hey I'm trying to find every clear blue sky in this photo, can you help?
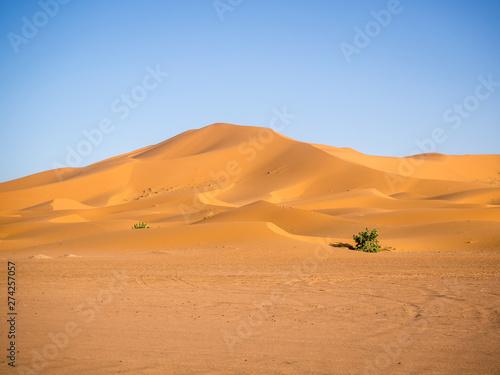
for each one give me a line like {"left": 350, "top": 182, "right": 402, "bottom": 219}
{"left": 1, "top": 0, "right": 499, "bottom": 182}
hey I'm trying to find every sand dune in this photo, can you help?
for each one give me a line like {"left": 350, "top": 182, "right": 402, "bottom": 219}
{"left": 1, "top": 123, "right": 499, "bottom": 375}
{"left": 1, "top": 123, "right": 499, "bottom": 252}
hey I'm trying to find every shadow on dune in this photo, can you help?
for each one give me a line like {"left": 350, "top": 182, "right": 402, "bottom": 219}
{"left": 329, "top": 242, "right": 355, "bottom": 250}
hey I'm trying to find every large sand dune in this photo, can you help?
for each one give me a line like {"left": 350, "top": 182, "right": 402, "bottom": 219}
{"left": 1, "top": 123, "right": 499, "bottom": 374}
{"left": 1, "top": 123, "right": 499, "bottom": 252}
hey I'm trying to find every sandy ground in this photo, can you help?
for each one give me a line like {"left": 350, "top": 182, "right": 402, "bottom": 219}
{"left": 1, "top": 246, "right": 499, "bottom": 374}
{"left": 1, "top": 123, "right": 499, "bottom": 374}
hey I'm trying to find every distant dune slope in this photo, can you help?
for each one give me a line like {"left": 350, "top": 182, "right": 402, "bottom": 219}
{"left": 1, "top": 123, "right": 499, "bottom": 252}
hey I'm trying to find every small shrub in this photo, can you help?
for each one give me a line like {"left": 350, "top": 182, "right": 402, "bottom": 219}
{"left": 203, "top": 211, "right": 215, "bottom": 220}
{"left": 353, "top": 228, "right": 381, "bottom": 253}
{"left": 381, "top": 246, "right": 395, "bottom": 252}
{"left": 132, "top": 222, "right": 150, "bottom": 229}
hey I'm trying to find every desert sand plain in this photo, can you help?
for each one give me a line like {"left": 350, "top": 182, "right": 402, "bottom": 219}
{"left": 1, "top": 123, "right": 499, "bottom": 374}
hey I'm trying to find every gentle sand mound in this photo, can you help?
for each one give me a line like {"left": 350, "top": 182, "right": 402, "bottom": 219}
{"left": 50, "top": 214, "right": 88, "bottom": 223}
{"left": 50, "top": 198, "right": 95, "bottom": 210}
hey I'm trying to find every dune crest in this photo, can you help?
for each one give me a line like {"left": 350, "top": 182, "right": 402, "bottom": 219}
{"left": 0, "top": 123, "right": 499, "bottom": 252}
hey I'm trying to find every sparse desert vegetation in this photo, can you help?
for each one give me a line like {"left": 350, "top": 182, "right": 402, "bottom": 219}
{"left": 353, "top": 228, "right": 381, "bottom": 253}
{"left": 132, "top": 221, "right": 150, "bottom": 229}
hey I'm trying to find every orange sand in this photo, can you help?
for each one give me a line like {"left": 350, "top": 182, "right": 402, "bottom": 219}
{"left": 0, "top": 123, "right": 499, "bottom": 374}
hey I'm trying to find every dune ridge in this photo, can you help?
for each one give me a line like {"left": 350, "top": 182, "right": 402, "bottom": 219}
{"left": 0, "top": 123, "right": 499, "bottom": 253}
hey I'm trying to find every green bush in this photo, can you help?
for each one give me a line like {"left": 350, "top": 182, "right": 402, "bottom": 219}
{"left": 132, "top": 222, "right": 150, "bottom": 229}
{"left": 353, "top": 228, "right": 381, "bottom": 253}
